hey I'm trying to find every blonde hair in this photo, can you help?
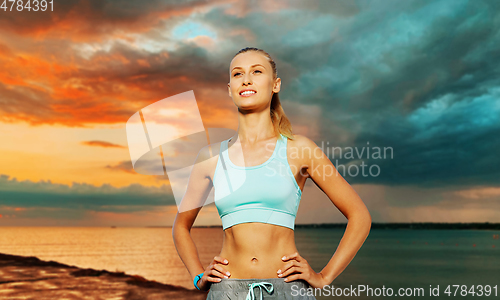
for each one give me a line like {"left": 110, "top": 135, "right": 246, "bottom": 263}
{"left": 233, "top": 47, "right": 295, "bottom": 140}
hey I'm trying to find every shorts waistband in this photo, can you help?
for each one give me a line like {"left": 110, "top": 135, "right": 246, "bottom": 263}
{"left": 209, "top": 277, "right": 310, "bottom": 292}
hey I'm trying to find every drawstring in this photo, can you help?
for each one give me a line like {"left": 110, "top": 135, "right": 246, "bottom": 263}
{"left": 246, "top": 282, "right": 274, "bottom": 300}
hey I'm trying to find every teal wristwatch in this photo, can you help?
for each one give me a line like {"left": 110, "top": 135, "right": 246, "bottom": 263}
{"left": 194, "top": 272, "right": 204, "bottom": 290}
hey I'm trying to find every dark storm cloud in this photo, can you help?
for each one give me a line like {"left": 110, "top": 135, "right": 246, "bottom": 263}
{"left": 201, "top": 1, "right": 500, "bottom": 186}
{"left": 72, "top": 41, "right": 229, "bottom": 96}
{"left": 0, "top": 0, "right": 211, "bottom": 37}
{"left": 196, "top": 0, "right": 500, "bottom": 188}
{"left": 1, "top": 0, "right": 498, "bottom": 191}
{"left": 0, "top": 174, "right": 176, "bottom": 212}
{"left": 315, "top": 0, "right": 500, "bottom": 187}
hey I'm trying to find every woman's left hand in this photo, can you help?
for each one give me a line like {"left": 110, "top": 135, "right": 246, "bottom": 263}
{"left": 277, "top": 252, "right": 330, "bottom": 289}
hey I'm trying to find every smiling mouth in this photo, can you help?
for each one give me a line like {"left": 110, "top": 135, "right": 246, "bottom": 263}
{"left": 240, "top": 90, "right": 257, "bottom": 96}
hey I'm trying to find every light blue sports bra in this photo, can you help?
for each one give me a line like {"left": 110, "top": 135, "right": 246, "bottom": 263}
{"left": 212, "top": 133, "right": 302, "bottom": 230}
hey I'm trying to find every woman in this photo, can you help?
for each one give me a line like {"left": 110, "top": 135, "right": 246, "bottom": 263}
{"left": 172, "top": 47, "right": 371, "bottom": 299}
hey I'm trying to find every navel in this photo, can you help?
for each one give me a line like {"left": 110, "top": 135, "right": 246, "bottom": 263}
{"left": 251, "top": 257, "right": 258, "bottom": 263}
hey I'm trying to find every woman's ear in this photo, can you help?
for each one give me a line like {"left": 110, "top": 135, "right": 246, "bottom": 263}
{"left": 273, "top": 78, "right": 281, "bottom": 93}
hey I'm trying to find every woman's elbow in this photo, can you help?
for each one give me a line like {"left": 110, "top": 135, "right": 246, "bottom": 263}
{"left": 363, "top": 209, "right": 372, "bottom": 229}
{"left": 366, "top": 210, "right": 372, "bottom": 226}
{"left": 172, "top": 214, "right": 192, "bottom": 239}
{"left": 348, "top": 207, "right": 372, "bottom": 227}
{"left": 171, "top": 215, "right": 183, "bottom": 239}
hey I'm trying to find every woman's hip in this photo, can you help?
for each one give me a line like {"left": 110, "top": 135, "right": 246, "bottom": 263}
{"left": 206, "top": 277, "right": 317, "bottom": 300}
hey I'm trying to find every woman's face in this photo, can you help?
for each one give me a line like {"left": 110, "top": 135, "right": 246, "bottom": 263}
{"left": 228, "top": 51, "right": 281, "bottom": 112}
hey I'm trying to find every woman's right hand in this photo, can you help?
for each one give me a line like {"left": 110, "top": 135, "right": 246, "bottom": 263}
{"left": 196, "top": 256, "right": 231, "bottom": 291}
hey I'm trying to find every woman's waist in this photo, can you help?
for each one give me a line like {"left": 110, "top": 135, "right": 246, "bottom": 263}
{"left": 215, "top": 260, "right": 291, "bottom": 279}
{"left": 219, "top": 237, "right": 296, "bottom": 261}
{"left": 217, "top": 223, "right": 297, "bottom": 278}
{"left": 218, "top": 246, "right": 298, "bottom": 279}
{"left": 219, "top": 247, "right": 297, "bottom": 262}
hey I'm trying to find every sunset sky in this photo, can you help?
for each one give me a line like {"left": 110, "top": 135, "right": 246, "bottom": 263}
{"left": 1, "top": 0, "right": 499, "bottom": 226}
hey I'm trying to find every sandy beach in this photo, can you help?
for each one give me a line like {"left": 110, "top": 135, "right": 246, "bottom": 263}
{"left": 0, "top": 253, "right": 208, "bottom": 300}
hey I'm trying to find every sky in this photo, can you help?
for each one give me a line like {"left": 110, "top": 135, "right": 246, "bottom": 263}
{"left": 1, "top": 0, "right": 499, "bottom": 226}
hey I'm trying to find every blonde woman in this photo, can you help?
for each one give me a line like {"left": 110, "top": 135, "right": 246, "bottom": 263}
{"left": 172, "top": 47, "right": 371, "bottom": 299}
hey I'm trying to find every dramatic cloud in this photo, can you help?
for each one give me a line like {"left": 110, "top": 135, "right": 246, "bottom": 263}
{"left": 0, "top": 174, "right": 175, "bottom": 215}
{"left": 82, "top": 141, "right": 126, "bottom": 148}
{"left": 1, "top": 0, "right": 499, "bottom": 224}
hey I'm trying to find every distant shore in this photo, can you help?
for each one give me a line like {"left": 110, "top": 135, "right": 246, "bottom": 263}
{"left": 146, "top": 222, "right": 500, "bottom": 230}
{"left": 0, "top": 252, "right": 207, "bottom": 300}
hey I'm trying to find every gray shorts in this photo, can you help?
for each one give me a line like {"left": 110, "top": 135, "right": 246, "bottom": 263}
{"left": 206, "top": 277, "right": 317, "bottom": 300}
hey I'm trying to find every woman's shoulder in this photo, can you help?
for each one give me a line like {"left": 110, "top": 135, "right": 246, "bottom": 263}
{"left": 287, "top": 133, "right": 318, "bottom": 149}
{"left": 193, "top": 141, "right": 224, "bottom": 178}
{"left": 196, "top": 141, "right": 223, "bottom": 163}
{"left": 286, "top": 134, "right": 322, "bottom": 166}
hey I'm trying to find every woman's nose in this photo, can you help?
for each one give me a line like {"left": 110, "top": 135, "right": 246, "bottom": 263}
{"left": 243, "top": 75, "right": 252, "bottom": 85}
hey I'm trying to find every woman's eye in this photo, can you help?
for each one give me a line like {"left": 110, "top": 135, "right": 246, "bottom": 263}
{"left": 233, "top": 70, "right": 261, "bottom": 77}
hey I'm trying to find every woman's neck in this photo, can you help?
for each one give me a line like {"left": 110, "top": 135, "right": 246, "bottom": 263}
{"left": 235, "top": 110, "right": 275, "bottom": 143}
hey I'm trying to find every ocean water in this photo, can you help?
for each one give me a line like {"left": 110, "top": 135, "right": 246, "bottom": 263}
{"left": 0, "top": 227, "right": 498, "bottom": 299}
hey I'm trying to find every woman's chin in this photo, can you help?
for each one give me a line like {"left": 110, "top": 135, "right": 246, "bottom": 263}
{"left": 237, "top": 99, "right": 257, "bottom": 107}
{"left": 236, "top": 97, "right": 269, "bottom": 108}
{"left": 237, "top": 103, "right": 264, "bottom": 113}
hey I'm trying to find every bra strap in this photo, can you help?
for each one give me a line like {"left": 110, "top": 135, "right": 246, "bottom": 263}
{"left": 219, "top": 139, "right": 234, "bottom": 193}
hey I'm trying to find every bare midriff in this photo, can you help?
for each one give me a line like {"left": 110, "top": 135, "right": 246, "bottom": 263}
{"left": 217, "top": 222, "right": 298, "bottom": 279}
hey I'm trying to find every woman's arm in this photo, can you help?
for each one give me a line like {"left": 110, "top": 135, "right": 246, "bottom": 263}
{"left": 172, "top": 144, "right": 217, "bottom": 282}
{"left": 299, "top": 135, "right": 372, "bottom": 285}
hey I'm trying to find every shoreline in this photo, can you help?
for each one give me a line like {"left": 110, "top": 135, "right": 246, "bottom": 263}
{"left": 146, "top": 222, "right": 500, "bottom": 230}
{"left": 0, "top": 252, "right": 207, "bottom": 299}
{"left": 2, "top": 222, "right": 498, "bottom": 230}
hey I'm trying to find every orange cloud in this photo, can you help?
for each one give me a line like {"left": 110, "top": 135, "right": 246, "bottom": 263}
{"left": 81, "top": 141, "right": 126, "bottom": 148}
{"left": 0, "top": 0, "right": 226, "bottom": 42}
{"left": 1, "top": 15, "right": 238, "bottom": 128}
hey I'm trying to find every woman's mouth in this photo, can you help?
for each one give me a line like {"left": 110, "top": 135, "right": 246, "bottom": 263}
{"left": 239, "top": 90, "right": 257, "bottom": 97}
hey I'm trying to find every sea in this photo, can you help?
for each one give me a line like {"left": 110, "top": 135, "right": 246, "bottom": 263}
{"left": 0, "top": 227, "right": 498, "bottom": 300}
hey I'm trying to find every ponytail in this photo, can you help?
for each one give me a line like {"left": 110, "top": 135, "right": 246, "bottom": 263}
{"left": 270, "top": 92, "right": 294, "bottom": 140}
